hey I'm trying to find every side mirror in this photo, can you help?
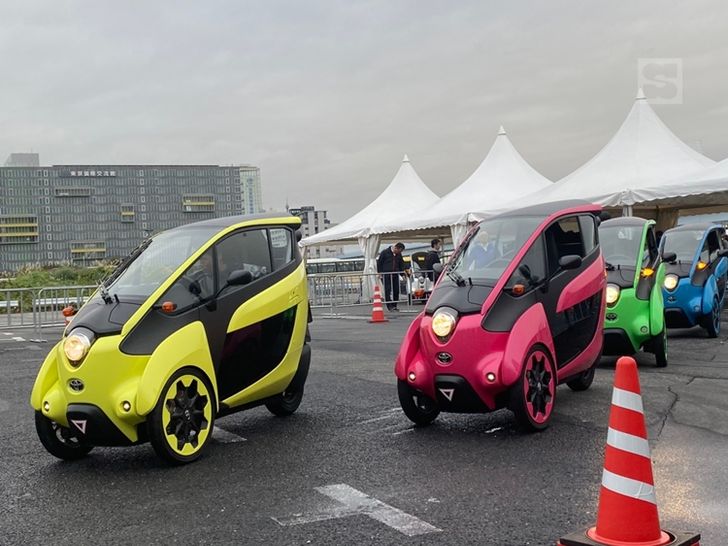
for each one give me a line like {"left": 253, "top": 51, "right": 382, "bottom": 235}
{"left": 661, "top": 251, "right": 677, "bottom": 264}
{"left": 432, "top": 263, "right": 444, "bottom": 275}
{"left": 227, "top": 269, "right": 253, "bottom": 287}
{"left": 559, "top": 254, "right": 582, "bottom": 270}
{"left": 518, "top": 264, "right": 532, "bottom": 280}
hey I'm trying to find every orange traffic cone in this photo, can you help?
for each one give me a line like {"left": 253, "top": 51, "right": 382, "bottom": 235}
{"left": 368, "top": 284, "right": 388, "bottom": 323}
{"left": 557, "top": 356, "right": 700, "bottom": 546}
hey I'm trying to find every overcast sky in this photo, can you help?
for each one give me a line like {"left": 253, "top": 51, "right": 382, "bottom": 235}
{"left": 2, "top": 1, "right": 727, "bottom": 221}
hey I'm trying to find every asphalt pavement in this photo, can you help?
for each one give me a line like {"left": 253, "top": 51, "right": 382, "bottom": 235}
{"left": 0, "top": 309, "right": 727, "bottom": 545}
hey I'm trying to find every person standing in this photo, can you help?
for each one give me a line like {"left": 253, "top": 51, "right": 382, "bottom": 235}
{"left": 423, "top": 238, "right": 442, "bottom": 281}
{"left": 377, "top": 242, "right": 409, "bottom": 311}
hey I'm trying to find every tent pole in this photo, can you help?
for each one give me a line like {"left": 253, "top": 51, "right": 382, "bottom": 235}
{"left": 622, "top": 205, "right": 633, "bottom": 216}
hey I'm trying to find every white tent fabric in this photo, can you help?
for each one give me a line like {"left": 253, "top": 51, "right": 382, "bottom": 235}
{"left": 301, "top": 155, "right": 439, "bottom": 245}
{"left": 357, "top": 234, "right": 381, "bottom": 301}
{"left": 377, "top": 127, "right": 552, "bottom": 243}
{"left": 486, "top": 89, "right": 715, "bottom": 214}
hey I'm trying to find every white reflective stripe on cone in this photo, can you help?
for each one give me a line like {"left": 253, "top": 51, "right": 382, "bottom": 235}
{"left": 611, "top": 387, "right": 644, "bottom": 414}
{"left": 607, "top": 427, "right": 652, "bottom": 458}
{"left": 601, "top": 468, "right": 657, "bottom": 504}
{"left": 372, "top": 307, "right": 384, "bottom": 312}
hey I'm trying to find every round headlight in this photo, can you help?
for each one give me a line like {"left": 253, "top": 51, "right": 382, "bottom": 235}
{"left": 432, "top": 310, "right": 457, "bottom": 338}
{"left": 605, "top": 284, "right": 621, "bottom": 305}
{"left": 64, "top": 332, "right": 92, "bottom": 363}
{"left": 664, "top": 274, "right": 679, "bottom": 291}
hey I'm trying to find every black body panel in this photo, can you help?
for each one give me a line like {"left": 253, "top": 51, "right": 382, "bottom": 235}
{"left": 665, "top": 308, "right": 694, "bottom": 328}
{"left": 71, "top": 299, "right": 141, "bottom": 336}
{"left": 482, "top": 289, "right": 540, "bottom": 332}
{"left": 607, "top": 268, "right": 636, "bottom": 289}
{"left": 425, "top": 284, "right": 492, "bottom": 315}
{"left": 66, "top": 404, "right": 137, "bottom": 446}
{"left": 434, "top": 375, "right": 491, "bottom": 413}
{"left": 603, "top": 328, "right": 638, "bottom": 356}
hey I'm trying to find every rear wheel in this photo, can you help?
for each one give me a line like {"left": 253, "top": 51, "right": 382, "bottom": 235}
{"left": 566, "top": 365, "right": 596, "bottom": 391}
{"left": 265, "top": 386, "right": 304, "bottom": 416}
{"left": 509, "top": 346, "right": 556, "bottom": 431}
{"left": 704, "top": 296, "right": 721, "bottom": 338}
{"left": 397, "top": 380, "right": 440, "bottom": 426}
{"left": 35, "top": 412, "right": 93, "bottom": 461}
{"left": 147, "top": 367, "right": 215, "bottom": 465}
{"left": 652, "top": 328, "right": 668, "bottom": 367}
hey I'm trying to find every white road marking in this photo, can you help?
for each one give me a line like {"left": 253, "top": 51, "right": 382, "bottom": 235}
{"left": 392, "top": 428, "right": 414, "bottom": 436}
{"left": 0, "top": 399, "right": 8, "bottom": 412}
{"left": 212, "top": 426, "right": 247, "bottom": 443}
{"left": 12, "top": 337, "right": 25, "bottom": 342}
{"left": 484, "top": 426, "right": 504, "bottom": 434}
{"left": 358, "top": 414, "right": 400, "bottom": 425}
{"left": 2, "top": 332, "right": 13, "bottom": 336}
{"left": 272, "top": 483, "right": 441, "bottom": 537}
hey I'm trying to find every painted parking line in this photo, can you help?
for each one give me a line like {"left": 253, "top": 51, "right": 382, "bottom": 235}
{"left": 0, "top": 398, "right": 8, "bottom": 412}
{"left": 272, "top": 483, "right": 441, "bottom": 537}
{"left": 211, "top": 426, "right": 247, "bottom": 443}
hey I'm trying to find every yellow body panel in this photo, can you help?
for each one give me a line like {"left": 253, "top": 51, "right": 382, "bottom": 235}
{"left": 30, "top": 336, "right": 149, "bottom": 440}
{"left": 135, "top": 321, "right": 219, "bottom": 416}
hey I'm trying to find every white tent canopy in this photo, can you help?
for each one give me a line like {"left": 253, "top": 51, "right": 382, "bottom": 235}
{"left": 377, "top": 126, "right": 552, "bottom": 244}
{"left": 301, "top": 154, "right": 439, "bottom": 246}
{"left": 487, "top": 89, "right": 716, "bottom": 218}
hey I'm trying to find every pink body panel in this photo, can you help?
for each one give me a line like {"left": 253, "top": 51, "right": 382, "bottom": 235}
{"left": 499, "top": 302, "right": 555, "bottom": 386}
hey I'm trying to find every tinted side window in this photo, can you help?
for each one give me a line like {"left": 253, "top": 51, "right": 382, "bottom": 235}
{"left": 506, "top": 236, "right": 546, "bottom": 292}
{"left": 217, "top": 229, "right": 272, "bottom": 288}
{"left": 699, "top": 237, "right": 710, "bottom": 263}
{"left": 707, "top": 230, "right": 721, "bottom": 262}
{"left": 270, "top": 228, "right": 294, "bottom": 271}
{"left": 646, "top": 228, "right": 658, "bottom": 264}
{"left": 545, "top": 216, "right": 584, "bottom": 275}
{"left": 161, "top": 248, "right": 215, "bottom": 312}
{"left": 578, "top": 215, "right": 597, "bottom": 255}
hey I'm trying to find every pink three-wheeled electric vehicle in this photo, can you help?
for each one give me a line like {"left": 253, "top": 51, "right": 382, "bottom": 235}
{"left": 395, "top": 201, "right": 606, "bottom": 430}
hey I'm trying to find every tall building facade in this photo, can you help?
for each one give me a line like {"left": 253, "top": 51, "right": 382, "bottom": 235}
{"left": 288, "top": 205, "right": 342, "bottom": 258}
{"left": 0, "top": 158, "right": 263, "bottom": 271}
{"left": 239, "top": 165, "right": 263, "bottom": 215}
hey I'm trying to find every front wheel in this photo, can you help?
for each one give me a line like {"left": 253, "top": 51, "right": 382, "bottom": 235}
{"left": 704, "top": 296, "right": 721, "bottom": 338}
{"left": 35, "top": 412, "right": 93, "bottom": 461}
{"left": 265, "top": 387, "right": 304, "bottom": 417}
{"left": 652, "top": 328, "right": 668, "bottom": 367}
{"left": 397, "top": 380, "right": 440, "bottom": 426}
{"left": 147, "top": 367, "right": 215, "bottom": 465}
{"left": 509, "top": 346, "right": 556, "bottom": 431}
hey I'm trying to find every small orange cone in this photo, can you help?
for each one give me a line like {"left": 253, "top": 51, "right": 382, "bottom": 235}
{"left": 368, "top": 284, "right": 388, "bottom": 323}
{"left": 557, "top": 356, "right": 700, "bottom": 546}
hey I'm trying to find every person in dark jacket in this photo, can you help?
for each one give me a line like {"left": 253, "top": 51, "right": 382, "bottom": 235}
{"left": 423, "top": 238, "right": 442, "bottom": 281}
{"left": 377, "top": 242, "right": 409, "bottom": 310}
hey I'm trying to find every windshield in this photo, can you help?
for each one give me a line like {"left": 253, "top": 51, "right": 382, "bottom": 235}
{"left": 448, "top": 216, "right": 542, "bottom": 284}
{"left": 104, "top": 226, "right": 220, "bottom": 299}
{"left": 661, "top": 230, "right": 703, "bottom": 263}
{"left": 599, "top": 225, "right": 642, "bottom": 268}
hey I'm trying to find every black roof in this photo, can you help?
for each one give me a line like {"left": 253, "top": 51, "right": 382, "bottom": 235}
{"left": 600, "top": 217, "right": 651, "bottom": 228}
{"left": 667, "top": 222, "right": 722, "bottom": 233}
{"left": 497, "top": 199, "right": 599, "bottom": 219}
{"left": 171, "top": 212, "right": 299, "bottom": 232}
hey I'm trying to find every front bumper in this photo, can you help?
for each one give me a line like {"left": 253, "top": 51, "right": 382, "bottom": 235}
{"left": 603, "top": 289, "right": 651, "bottom": 354}
{"left": 31, "top": 335, "right": 149, "bottom": 445}
{"left": 663, "top": 279, "right": 702, "bottom": 328}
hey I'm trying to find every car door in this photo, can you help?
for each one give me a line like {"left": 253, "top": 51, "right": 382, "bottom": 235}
{"left": 707, "top": 228, "right": 728, "bottom": 298}
{"left": 540, "top": 215, "right": 603, "bottom": 367}
{"left": 199, "top": 227, "right": 301, "bottom": 401}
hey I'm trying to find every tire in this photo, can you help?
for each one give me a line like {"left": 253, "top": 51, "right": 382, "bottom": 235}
{"left": 266, "top": 344, "right": 310, "bottom": 417}
{"left": 704, "top": 296, "right": 721, "bottom": 338}
{"left": 567, "top": 366, "right": 596, "bottom": 391}
{"left": 509, "top": 345, "right": 556, "bottom": 431}
{"left": 265, "top": 388, "right": 304, "bottom": 417}
{"left": 147, "top": 367, "right": 215, "bottom": 465}
{"left": 653, "top": 328, "right": 668, "bottom": 367}
{"left": 35, "top": 411, "right": 93, "bottom": 461}
{"left": 397, "top": 379, "right": 440, "bottom": 426}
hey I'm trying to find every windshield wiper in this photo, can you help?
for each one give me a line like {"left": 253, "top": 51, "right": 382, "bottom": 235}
{"left": 447, "top": 269, "right": 467, "bottom": 287}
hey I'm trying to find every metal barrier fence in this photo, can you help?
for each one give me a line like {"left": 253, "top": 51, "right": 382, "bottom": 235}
{"left": 0, "top": 285, "right": 96, "bottom": 340}
{"left": 307, "top": 270, "right": 436, "bottom": 309}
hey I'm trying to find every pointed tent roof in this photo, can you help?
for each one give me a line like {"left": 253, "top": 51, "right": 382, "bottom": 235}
{"left": 301, "top": 155, "right": 439, "bottom": 245}
{"left": 500, "top": 89, "right": 716, "bottom": 210}
{"left": 377, "top": 126, "right": 552, "bottom": 233}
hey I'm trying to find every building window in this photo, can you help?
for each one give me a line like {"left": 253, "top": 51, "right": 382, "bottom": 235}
{"left": 55, "top": 187, "right": 92, "bottom": 197}
{"left": 182, "top": 194, "right": 215, "bottom": 213}
{"left": 121, "top": 204, "right": 135, "bottom": 222}
{"left": 0, "top": 215, "right": 39, "bottom": 244}
{"left": 70, "top": 241, "right": 107, "bottom": 263}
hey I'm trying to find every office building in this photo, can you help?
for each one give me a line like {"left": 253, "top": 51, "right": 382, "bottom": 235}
{"left": 288, "top": 205, "right": 342, "bottom": 258}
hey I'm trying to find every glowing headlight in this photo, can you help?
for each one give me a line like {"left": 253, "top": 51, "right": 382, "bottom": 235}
{"left": 664, "top": 274, "right": 679, "bottom": 291}
{"left": 63, "top": 332, "right": 92, "bottom": 363}
{"left": 605, "top": 284, "right": 621, "bottom": 305}
{"left": 432, "top": 310, "right": 457, "bottom": 338}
